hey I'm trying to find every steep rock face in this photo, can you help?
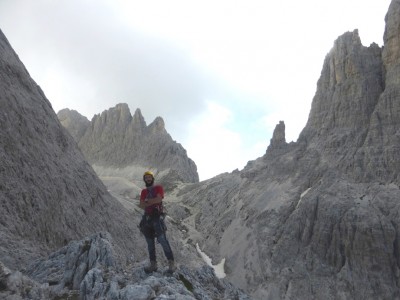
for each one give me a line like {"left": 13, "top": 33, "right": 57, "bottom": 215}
{"left": 299, "top": 23, "right": 399, "bottom": 184}
{"left": 171, "top": 1, "right": 400, "bottom": 299}
{"left": 0, "top": 29, "right": 144, "bottom": 271}
{"left": 269, "top": 120, "right": 286, "bottom": 149}
{"left": 299, "top": 30, "right": 385, "bottom": 182}
{"left": 57, "top": 108, "right": 90, "bottom": 141}
{"left": 58, "top": 104, "right": 199, "bottom": 183}
{"left": 302, "top": 30, "right": 383, "bottom": 138}
{"left": 363, "top": 0, "right": 400, "bottom": 181}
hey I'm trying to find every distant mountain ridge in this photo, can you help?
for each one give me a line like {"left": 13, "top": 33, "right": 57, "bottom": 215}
{"left": 58, "top": 104, "right": 199, "bottom": 183}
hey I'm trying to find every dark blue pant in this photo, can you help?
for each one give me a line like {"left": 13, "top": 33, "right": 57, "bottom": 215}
{"left": 145, "top": 233, "right": 174, "bottom": 261}
{"left": 141, "top": 215, "right": 174, "bottom": 261}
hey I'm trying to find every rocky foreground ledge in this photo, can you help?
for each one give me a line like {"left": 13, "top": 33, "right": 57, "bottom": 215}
{"left": 0, "top": 232, "right": 251, "bottom": 300}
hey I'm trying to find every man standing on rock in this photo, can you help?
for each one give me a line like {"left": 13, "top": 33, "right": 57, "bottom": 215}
{"left": 139, "top": 171, "right": 176, "bottom": 273}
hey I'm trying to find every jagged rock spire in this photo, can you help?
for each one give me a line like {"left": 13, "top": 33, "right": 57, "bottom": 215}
{"left": 269, "top": 121, "right": 286, "bottom": 148}
{"left": 132, "top": 108, "right": 147, "bottom": 129}
{"left": 59, "top": 104, "right": 199, "bottom": 183}
{"left": 148, "top": 116, "right": 166, "bottom": 134}
{"left": 300, "top": 30, "right": 383, "bottom": 142}
{"left": 58, "top": 108, "right": 90, "bottom": 141}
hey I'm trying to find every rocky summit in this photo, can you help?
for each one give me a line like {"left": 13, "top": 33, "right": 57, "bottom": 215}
{"left": 168, "top": 1, "right": 400, "bottom": 299}
{"left": 58, "top": 104, "right": 199, "bottom": 184}
{"left": 2, "top": 0, "right": 400, "bottom": 299}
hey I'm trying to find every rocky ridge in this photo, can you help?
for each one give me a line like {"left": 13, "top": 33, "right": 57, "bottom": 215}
{"left": 166, "top": 1, "right": 400, "bottom": 299}
{"left": 58, "top": 104, "right": 199, "bottom": 184}
{"left": 57, "top": 108, "right": 90, "bottom": 142}
{"left": 0, "top": 27, "right": 143, "bottom": 271}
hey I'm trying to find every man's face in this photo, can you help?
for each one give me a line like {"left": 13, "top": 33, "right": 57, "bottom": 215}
{"left": 144, "top": 175, "right": 154, "bottom": 185}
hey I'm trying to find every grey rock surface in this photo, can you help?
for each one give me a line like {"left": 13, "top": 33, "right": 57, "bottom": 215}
{"left": 0, "top": 28, "right": 208, "bottom": 299}
{"left": 57, "top": 108, "right": 90, "bottom": 142}
{"left": 0, "top": 28, "right": 146, "bottom": 271}
{"left": 2, "top": 0, "right": 400, "bottom": 299}
{"left": 0, "top": 233, "right": 252, "bottom": 300}
{"left": 165, "top": 1, "right": 400, "bottom": 299}
{"left": 58, "top": 104, "right": 199, "bottom": 183}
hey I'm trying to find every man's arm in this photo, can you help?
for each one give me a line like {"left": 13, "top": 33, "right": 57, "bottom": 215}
{"left": 139, "top": 193, "right": 163, "bottom": 209}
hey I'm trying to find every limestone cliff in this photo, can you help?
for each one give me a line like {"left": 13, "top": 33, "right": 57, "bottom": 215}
{"left": 57, "top": 108, "right": 90, "bottom": 142}
{"left": 0, "top": 29, "right": 144, "bottom": 271}
{"left": 169, "top": 1, "right": 400, "bottom": 299}
{"left": 58, "top": 104, "right": 199, "bottom": 183}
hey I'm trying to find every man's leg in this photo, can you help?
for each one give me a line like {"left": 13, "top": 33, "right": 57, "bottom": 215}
{"left": 156, "top": 233, "right": 174, "bottom": 261}
{"left": 153, "top": 217, "right": 174, "bottom": 261}
{"left": 144, "top": 236, "right": 158, "bottom": 272}
{"left": 153, "top": 216, "right": 176, "bottom": 272}
{"left": 157, "top": 233, "right": 176, "bottom": 272}
{"left": 145, "top": 236, "right": 157, "bottom": 261}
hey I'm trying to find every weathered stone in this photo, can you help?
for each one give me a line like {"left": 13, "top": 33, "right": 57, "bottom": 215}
{"left": 2, "top": 1, "right": 400, "bottom": 299}
{"left": 58, "top": 104, "right": 199, "bottom": 183}
{"left": 1, "top": 233, "right": 251, "bottom": 299}
{"left": 118, "top": 284, "right": 155, "bottom": 300}
{"left": 169, "top": 1, "right": 400, "bottom": 299}
{"left": 57, "top": 108, "right": 90, "bottom": 142}
{"left": 0, "top": 28, "right": 143, "bottom": 272}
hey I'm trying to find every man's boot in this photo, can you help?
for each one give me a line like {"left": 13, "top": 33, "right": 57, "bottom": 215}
{"left": 167, "top": 260, "right": 176, "bottom": 272}
{"left": 144, "top": 260, "right": 157, "bottom": 273}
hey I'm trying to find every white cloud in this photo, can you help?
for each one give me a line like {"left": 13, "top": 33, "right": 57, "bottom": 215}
{"left": 187, "top": 101, "right": 267, "bottom": 180}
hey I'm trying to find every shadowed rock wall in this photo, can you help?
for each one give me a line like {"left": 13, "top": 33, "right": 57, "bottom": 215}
{"left": 172, "top": 1, "right": 400, "bottom": 299}
{"left": 0, "top": 29, "right": 145, "bottom": 271}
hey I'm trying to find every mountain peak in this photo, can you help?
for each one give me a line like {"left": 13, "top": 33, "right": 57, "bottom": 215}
{"left": 57, "top": 108, "right": 90, "bottom": 141}
{"left": 132, "top": 108, "right": 146, "bottom": 127}
{"left": 101, "top": 103, "right": 132, "bottom": 125}
{"left": 300, "top": 29, "right": 383, "bottom": 145}
{"left": 269, "top": 121, "right": 286, "bottom": 147}
{"left": 383, "top": 0, "right": 400, "bottom": 67}
{"left": 148, "top": 116, "right": 166, "bottom": 133}
{"left": 60, "top": 104, "right": 199, "bottom": 183}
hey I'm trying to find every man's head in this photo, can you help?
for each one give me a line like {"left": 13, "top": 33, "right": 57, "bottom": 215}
{"left": 143, "top": 171, "right": 154, "bottom": 187}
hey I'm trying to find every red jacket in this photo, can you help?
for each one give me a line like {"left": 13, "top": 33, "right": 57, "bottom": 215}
{"left": 140, "top": 185, "right": 164, "bottom": 215}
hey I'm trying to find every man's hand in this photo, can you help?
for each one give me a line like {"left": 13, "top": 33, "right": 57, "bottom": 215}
{"left": 140, "top": 194, "right": 163, "bottom": 209}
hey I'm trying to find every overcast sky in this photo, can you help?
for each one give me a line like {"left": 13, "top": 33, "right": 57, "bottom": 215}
{"left": 0, "top": 0, "right": 392, "bottom": 180}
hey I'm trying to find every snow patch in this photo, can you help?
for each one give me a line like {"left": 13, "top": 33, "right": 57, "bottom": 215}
{"left": 300, "top": 188, "right": 311, "bottom": 198}
{"left": 296, "top": 187, "right": 311, "bottom": 209}
{"left": 196, "top": 243, "right": 226, "bottom": 278}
